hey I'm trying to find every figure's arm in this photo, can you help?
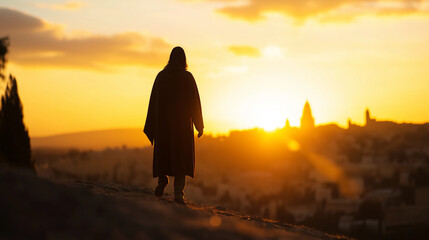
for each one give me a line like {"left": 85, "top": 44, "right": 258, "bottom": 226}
{"left": 189, "top": 73, "right": 204, "bottom": 137}
{"left": 143, "top": 77, "right": 158, "bottom": 145}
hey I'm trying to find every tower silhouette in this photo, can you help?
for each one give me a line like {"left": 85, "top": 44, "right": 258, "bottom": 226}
{"left": 300, "top": 101, "right": 315, "bottom": 130}
{"left": 284, "top": 119, "right": 291, "bottom": 129}
{"left": 365, "top": 108, "right": 375, "bottom": 126}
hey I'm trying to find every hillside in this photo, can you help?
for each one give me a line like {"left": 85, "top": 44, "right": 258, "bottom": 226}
{"left": 0, "top": 168, "right": 353, "bottom": 240}
{"left": 31, "top": 128, "right": 150, "bottom": 150}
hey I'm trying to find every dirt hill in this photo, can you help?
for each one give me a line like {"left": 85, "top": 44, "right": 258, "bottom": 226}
{"left": 0, "top": 169, "right": 353, "bottom": 240}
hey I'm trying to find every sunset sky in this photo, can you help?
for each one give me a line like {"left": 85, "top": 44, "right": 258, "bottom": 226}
{"left": 1, "top": 0, "right": 429, "bottom": 137}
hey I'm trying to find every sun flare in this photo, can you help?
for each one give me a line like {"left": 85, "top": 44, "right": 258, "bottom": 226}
{"left": 253, "top": 110, "right": 284, "bottom": 131}
{"left": 244, "top": 95, "right": 287, "bottom": 132}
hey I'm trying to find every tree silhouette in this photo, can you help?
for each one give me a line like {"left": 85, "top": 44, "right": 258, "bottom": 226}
{"left": 0, "top": 36, "right": 34, "bottom": 170}
{"left": 0, "top": 37, "right": 8, "bottom": 80}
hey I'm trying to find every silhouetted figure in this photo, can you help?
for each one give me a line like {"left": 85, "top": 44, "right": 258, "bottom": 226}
{"left": 144, "top": 46, "right": 204, "bottom": 204}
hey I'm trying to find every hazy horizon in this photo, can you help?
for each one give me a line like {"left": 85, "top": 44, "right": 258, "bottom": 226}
{"left": 29, "top": 106, "right": 429, "bottom": 139}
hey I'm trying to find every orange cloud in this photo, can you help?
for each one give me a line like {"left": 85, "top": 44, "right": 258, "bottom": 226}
{"left": 34, "top": 1, "right": 87, "bottom": 11}
{"left": 190, "top": 0, "right": 429, "bottom": 22}
{"left": 0, "top": 8, "right": 172, "bottom": 70}
{"left": 228, "top": 45, "right": 261, "bottom": 57}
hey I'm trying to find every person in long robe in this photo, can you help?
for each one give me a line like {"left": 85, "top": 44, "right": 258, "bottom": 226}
{"left": 144, "top": 46, "right": 204, "bottom": 204}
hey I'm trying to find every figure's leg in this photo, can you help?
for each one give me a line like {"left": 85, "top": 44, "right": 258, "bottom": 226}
{"left": 174, "top": 174, "right": 186, "bottom": 204}
{"left": 155, "top": 175, "right": 168, "bottom": 197}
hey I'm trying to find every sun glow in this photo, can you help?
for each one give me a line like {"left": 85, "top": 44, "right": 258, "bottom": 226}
{"left": 251, "top": 108, "right": 285, "bottom": 131}
{"left": 243, "top": 94, "right": 287, "bottom": 131}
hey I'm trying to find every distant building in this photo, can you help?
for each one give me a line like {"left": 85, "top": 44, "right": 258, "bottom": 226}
{"left": 284, "top": 119, "right": 291, "bottom": 129}
{"left": 383, "top": 205, "right": 429, "bottom": 236}
{"left": 365, "top": 109, "right": 376, "bottom": 126}
{"left": 301, "top": 101, "right": 315, "bottom": 130}
{"left": 364, "top": 108, "right": 401, "bottom": 136}
{"left": 415, "top": 187, "right": 429, "bottom": 206}
{"left": 347, "top": 118, "right": 360, "bottom": 130}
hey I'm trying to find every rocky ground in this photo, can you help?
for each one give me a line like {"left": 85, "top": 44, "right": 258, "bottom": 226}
{"left": 0, "top": 168, "right": 354, "bottom": 240}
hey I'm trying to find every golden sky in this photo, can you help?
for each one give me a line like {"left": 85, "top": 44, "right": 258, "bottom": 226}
{"left": 1, "top": 0, "right": 429, "bottom": 136}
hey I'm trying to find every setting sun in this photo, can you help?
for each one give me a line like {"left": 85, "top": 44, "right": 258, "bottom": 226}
{"left": 248, "top": 102, "right": 286, "bottom": 131}
{"left": 234, "top": 93, "right": 291, "bottom": 131}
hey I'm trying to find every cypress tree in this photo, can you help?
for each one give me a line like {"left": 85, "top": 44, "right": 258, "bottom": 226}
{"left": 0, "top": 37, "right": 7, "bottom": 80}
{"left": 0, "top": 37, "right": 34, "bottom": 170}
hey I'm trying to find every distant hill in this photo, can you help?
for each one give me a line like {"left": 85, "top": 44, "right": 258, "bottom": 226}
{"left": 31, "top": 128, "right": 150, "bottom": 150}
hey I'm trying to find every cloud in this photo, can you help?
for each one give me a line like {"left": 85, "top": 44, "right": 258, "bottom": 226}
{"left": 34, "top": 1, "right": 87, "bottom": 11}
{"left": 228, "top": 45, "right": 261, "bottom": 57}
{"left": 0, "top": 8, "right": 172, "bottom": 70}
{"left": 190, "top": 0, "right": 429, "bottom": 22}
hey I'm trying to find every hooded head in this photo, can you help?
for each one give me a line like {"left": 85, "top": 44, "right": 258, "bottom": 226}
{"left": 164, "top": 46, "right": 187, "bottom": 71}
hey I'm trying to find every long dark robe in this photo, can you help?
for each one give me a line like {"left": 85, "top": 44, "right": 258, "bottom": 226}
{"left": 144, "top": 70, "right": 203, "bottom": 178}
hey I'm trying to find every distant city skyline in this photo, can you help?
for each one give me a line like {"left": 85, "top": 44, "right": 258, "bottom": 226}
{"left": 1, "top": 1, "right": 429, "bottom": 136}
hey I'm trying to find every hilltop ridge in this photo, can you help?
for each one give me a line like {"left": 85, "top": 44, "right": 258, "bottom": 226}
{"left": 31, "top": 128, "right": 149, "bottom": 150}
{"left": 0, "top": 168, "right": 352, "bottom": 240}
